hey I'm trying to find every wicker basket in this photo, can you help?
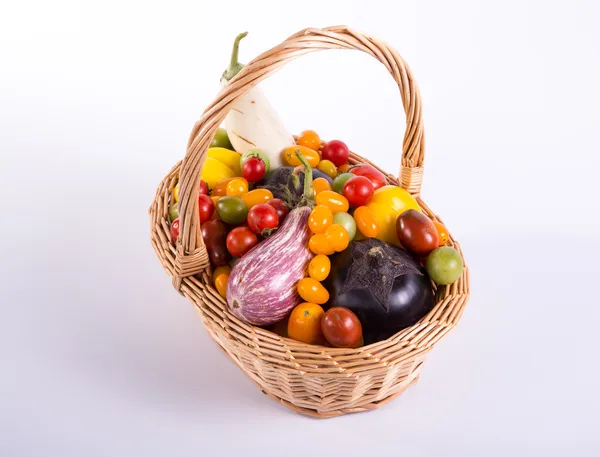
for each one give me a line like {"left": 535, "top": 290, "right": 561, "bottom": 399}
{"left": 149, "top": 26, "right": 470, "bottom": 418}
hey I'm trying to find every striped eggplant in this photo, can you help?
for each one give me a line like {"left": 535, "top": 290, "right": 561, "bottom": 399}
{"left": 226, "top": 151, "right": 316, "bottom": 326}
{"left": 226, "top": 206, "right": 312, "bottom": 325}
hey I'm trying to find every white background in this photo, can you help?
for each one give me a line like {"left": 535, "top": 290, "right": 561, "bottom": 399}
{"left": 1, "top": 0, "right": 600, "bottom": 455}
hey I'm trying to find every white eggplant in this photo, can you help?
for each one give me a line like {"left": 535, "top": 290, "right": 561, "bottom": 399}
{"left": 220, "top": 33, "right": 294, "bottom": 170}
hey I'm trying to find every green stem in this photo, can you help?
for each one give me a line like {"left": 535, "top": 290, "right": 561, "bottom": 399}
{"left": 222, "top": 32, "right": 248, "bottom": 81}
{"left": 295, "top": 150, "right": 315, "bottom": 207}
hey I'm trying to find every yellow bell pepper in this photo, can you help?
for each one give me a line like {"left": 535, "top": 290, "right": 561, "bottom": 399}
{"left": 366, "top": 185, "right": 421, "bottom": 247}
{"left": 208, "top": 147, "right": 242, "bottom": 176}
{"left": 201, "top": 157, "right": 236, "bottom": 189}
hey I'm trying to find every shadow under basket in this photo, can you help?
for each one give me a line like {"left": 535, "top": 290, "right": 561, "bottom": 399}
{"left": 149, "top": 26, "right": 470, "bottom": 418}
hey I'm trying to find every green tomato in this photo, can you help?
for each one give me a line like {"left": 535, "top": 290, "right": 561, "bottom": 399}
{"left": 240, "top": 148, "right": 270, "bottom": 174}
{"left": 216, "top": 196, "right": 248, "bottom": 225}
{"left": 332, "top": 173, "right": 355, "bottom": 193}
{"left": 169, "top": 202, "right": 179, "bottom": 222}
{"left": 426, "top": 246, "right": 464, "bottom": 285}
{"left": 333, "top": 212, "right": 356, "bottom": 241}
{"left": 211, "top": 128, "right": 233, "bottom": 149}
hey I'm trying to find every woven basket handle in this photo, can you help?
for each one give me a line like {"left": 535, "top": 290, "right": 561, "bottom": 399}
{"left": 174, "top": 26, "right": 425, "bottom": 283}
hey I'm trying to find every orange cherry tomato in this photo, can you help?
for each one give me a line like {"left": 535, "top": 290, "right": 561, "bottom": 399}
{"left": 308, "top": 205, "right": 333, "bottom": 234}
{"left": 317, "top": 160, "right": 338, "bottom": 179}
{"left": 433, "top": 220, "right": 449, "bottom": 245}
{"left": 211, "top": 265, "right": 231, "bottom": 284}
{"left": 213, "top": 269, "right": 230, "bottom": 299}
{"left": 315, "top": 191, "right": 349, "bottom": 213}
{"left": 324, "top": 224, "right": 350, "bottom": 252}
{"left": 225, "top": 178, "right": 249, "bottom": 197}
{"left": 287, "top": 302, "right": 325, "bottom": 344}
{"left": 308, "top": 254, "right": 331, "bottom": 281}
{"left": 353, "top": 206, "right": 379, "bottom": 238}
{"left": 312, "top": 177, "right": 332, "bottom": 195}
{"left": 241, "top": 188, "right": 273, "bottom": 209}
{"left": 297, "top": 130, "right": 321, "bottom": 151}
{"left": 212, "top": 177, "right": 236, "bottom": 196}
{"left": 283, "top": 146, "right": 320, "bottom": 168}
{"left": 337, "top": 164, "right": 351, "bottom": 174}
{"left": 297, "top": 278, "right": 330, "bottom": 304}
{"left": 309, "top": 233, "right": 335, "bottom": 256}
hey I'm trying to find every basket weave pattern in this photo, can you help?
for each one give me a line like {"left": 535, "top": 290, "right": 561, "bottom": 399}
{"left": 149, "top": 26, "right": 470, "bottom": 418}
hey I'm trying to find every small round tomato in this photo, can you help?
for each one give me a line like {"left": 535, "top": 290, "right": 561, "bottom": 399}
{"left": 216, "top": 196, "right": 248, "bottom": 225}
{"left": 170, "top": 218, "right": 180, "bottom": 244}
{"left": 283, "top": 146, "right": 320, "bottom": 168}
{"left": 321, "top": 307, "right": 363, "bottom": 348}
{"left": 315, "top": 191, "right": 349, "bottom": 213}
{"left": 212, "top": 177, "right": 236, "bottom": 196}
{"left": 308, "top": 255, "right": 331, "bottom": 282}
{"left": 332, "top": 173, "right": 355, "bottom": 194}
{"left": 226, "top": 227, "right": 258, "bottom": 257}
{"left": 353, "top": 206, "right": 379, "bottom": 238}
{"left": 321, "top": 140, "right": 349, "bottom": 167}
{"left": 287, "top": 302, "right": 325, "bottom": 345}
{"left": 201, "top": 219, "right": 231, "bottom": 266}
{"left": 225, "top": 178, "right": 249, "bottom": 197}
{"left": 240, "top": 148, "right": 270, "bottom": 174}
{"left": 312, "top": 177, "right": 332, "bottom": 195}
{"left": 426, "top": 246, "right": 464, "bottom": 285}
{"left": 199, "top": 180, "right": 209, "bottom": 195}
{"left": 297, "top": 278, "right": 329, "bottom": 304}
{"left": 242, "top": 188, "right": 273, "bottom": 209}
{"left": 308, "top": 205, "right": 334, "bottom": 234}
{"left": 247, "top": 203, "right": 279, "bottom": 235}
{"left": 317, "top": 160, "right": 338, "bottom": 179}
{"left": 169, "top": 203, "right": 179, "bottom": 222}
{"left": 332, "top": 212, "right": 357, "bottom": 240}
{"left": 348, "top": 164, "right": 387, "bottom": 190}
{"left": 396, "top": 209, "right": 439, "bottom": 256}
{"left": 198, "top": 194, "right": 215, "bottom": 223}
{"left": 212, "top": 265, "right": 231, "bottom": 284}
{"left": 433, "top": 220, "right": 449, "bottom": 245}
{"left": 210, "top": 127, "right": 233, "bottom": 149}
{"left": 267, "top": 199, "right": 289, "bottom": 222}
{"left": 325, "top": 224, "right": 350, "bottom": 252}
{"left": 343, "top": 176, "right": 374, "bottom": 207}
{"left": 214, "top": 272, "right": 229, "bottom": 299}
{"left": 308, "top": 233, "right": 335, "bottom": 256}
{"left": 242, "top": 157, "right": 266, "bottom": 182}
{"left": 297, "top": 130, "right": 321, "bottom": 151}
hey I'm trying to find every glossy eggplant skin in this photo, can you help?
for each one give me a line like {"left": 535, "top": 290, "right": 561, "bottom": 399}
{"left": 325, "top": 248, "right": 435, "bottom": 344}
{"left": 260, "top": 167, "right": 333, "bottom": 202}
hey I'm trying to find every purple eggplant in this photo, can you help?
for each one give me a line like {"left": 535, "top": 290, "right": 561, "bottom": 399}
{"left": 226, "top": 151, "right": 315, "bottom": 326}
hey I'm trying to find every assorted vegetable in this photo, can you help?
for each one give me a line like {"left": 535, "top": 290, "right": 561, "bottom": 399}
{"left": 166, "top": 32, "right": 464, "bottom": 348}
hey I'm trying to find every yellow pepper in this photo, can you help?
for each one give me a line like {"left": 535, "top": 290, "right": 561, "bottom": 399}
{"left": 201, "top": 157, "right": 236, "bottom": 189}
{"left": 208, "top": 147, "right": 242, "bottom": 176}
{"left": 366, "top": 185, "right": 421, "bottom": 247}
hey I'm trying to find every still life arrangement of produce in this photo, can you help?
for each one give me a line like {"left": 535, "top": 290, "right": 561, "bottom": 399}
{"left": 167, "top": 32, "right": 464, "bottom": 348}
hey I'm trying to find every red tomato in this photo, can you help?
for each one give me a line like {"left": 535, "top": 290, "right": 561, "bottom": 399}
{"left": 267, "top": 199, "right": 290, "bottom": 222}
{"left": 321, "top": 307, "right": 363, "bottom": 348}
{"left": 199, "top": 180, "right": 209, "bottom": 195}
{"left": 321, "top": 140, "right": 349, "bottom": 167}
{"left": 247, "top": 203, "right": 279, "bottom": 235}
{"left": 349, "top": 164, "right": 387, "bottom": 190}
{"left": 342, "top": 176, "right": 374, "bottom": 206}
{"left": 242, "top": 157, "right": 266, "bottom": 182}
{"left": 226, "top": 227, "right": 258, "bottom": 257}
{"left": 170, "top": 218, "right": 180, "bottom": 244}
{"left": 198, "top": 194, "right": 215, "bottom": 223}
{"left": 396, "top": 209, "right": 439, "bottom": 256}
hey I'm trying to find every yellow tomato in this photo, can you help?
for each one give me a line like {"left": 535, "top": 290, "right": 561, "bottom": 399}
{"left": 225, "top": 178, "right": 249, "bottom": 197}
{"left": 366, "top": 185, "right": 421, "bottom": 247}
{"left": 315, "top": 191, "right": 349, "bottom": 213}
{"left": 241, "top": 188, "right": 273, "bottom": 209}
{"left": 283, "top": 146, "right": 320, "bottom": 168}
{"left": 212, "top": 265, "right": 231, "bottom": 284}
{"left": 312, "top": 177, "right": 331, "bottom": 195}
{"left": 309, "top": 233, "right": 335, "bottom": 256}
{"left": 212, "top": 177, "right": 236, "bottom": 196}
{"left": 287, "top": 302, "right": 325, "bottom": 345}
{"left": 433, "top": 221, "right": 449, "bottom": 245}
{"left": 212, "top": 265, "right": 231, "bottom": 299}
{"left": 308, "top": 205, "right": 333, "bottom": 234}
{"left": 353, "top": 206, "right": 379, "bottom": 238}
{"left": 308, "top": 255, "right": 331, "bottom": 281}
{"left": 325, "top": 224, "right": 350, "bottom": 252}
{"left": 297, "top": 278, "right": 329, "bottom": 304}
{"left": 297, "top": 130, "right": 321, "bottom": 151}
{"left": 317, "top": 160, "right": 338, "bottom": 179}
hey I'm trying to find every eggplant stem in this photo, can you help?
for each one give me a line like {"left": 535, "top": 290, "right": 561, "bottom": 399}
{"left": 295, "top": 150, "right": 315, "bottom": 208}
{"left": 222, "top": 32, "right": 248, "bottom": 81}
